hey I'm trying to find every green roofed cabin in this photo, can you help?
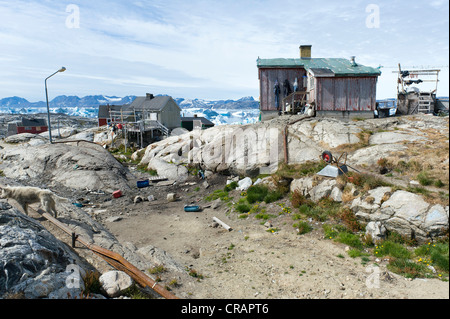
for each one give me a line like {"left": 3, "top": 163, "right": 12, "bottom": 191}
{"left": 257, "top": 45, "right": 381, "bottom": 120}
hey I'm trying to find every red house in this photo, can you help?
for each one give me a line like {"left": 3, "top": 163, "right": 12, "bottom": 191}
{"left": 7, "top": 118, "right": 48, "bottom": 137}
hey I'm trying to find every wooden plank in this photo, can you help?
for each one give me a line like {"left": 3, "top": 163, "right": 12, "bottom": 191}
{"left": 348, "top": 77, "right": 360, "bottom": 111}
{"left": 334, "top": 78, "right": 347, "bottom": 111}
{"left": 319, "top": 78, "right": 335, "bottom": 111}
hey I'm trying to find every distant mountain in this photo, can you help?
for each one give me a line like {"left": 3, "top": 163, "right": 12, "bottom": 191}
{"left": 0, "top": 94, "right": 259, "bottom": 110}
{"left": 0, "top": 96, "right": 32, "bottom": 108}
{"left": 175, "top": 96, "right": 259, "bottom": 110}
{"left": 0, "top": 94, "right": 261, "bottom": 125}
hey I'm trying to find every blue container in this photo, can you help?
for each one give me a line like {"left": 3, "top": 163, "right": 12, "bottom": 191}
{"left": 137, "top": 180, "right": 150, "bottom": 188}
{"left": 184, "top": 205, "right": 201, "bottom": 212}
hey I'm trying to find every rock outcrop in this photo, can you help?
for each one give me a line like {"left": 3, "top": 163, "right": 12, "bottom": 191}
{"left": 0, "top": 141, "right": 134, "bottom": 193}
{"left": 291, "top": 176, "right": 449, "bottom": 243}
{"left": 0, "top": 196, "right": 188, "bottom": 299}
{"left": 0, "top": 202, "right": 89, "bottom": 298}
{"left": 139, "top": 122, "right": 284, "bottom": 178}
{"left": 352, "top": 189, "right": 449, "bottom": 242}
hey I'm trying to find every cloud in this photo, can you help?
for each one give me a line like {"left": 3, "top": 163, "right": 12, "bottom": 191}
{"left": 0, "top": 0, "right": 448, "bottom": 101}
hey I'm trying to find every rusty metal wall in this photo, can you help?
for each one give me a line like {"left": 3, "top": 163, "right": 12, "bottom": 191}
{"left": 315, "top": 77, "right": 377, "bottom": 112}
{"left": 259, "top": 68, "right": 307, "bottom": 111}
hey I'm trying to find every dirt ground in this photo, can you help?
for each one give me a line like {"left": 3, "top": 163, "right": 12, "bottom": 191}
{"left": 91, "top": 168, "right": 448, "bottom": 300}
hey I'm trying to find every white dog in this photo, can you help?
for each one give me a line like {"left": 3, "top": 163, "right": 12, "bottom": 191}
{"left": 0, "top": 185, "right": 67, "bottom": 218}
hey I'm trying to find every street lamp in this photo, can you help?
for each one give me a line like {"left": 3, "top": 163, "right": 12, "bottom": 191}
{"left": 45, "top": 66, "right": 66, "bottom": 143}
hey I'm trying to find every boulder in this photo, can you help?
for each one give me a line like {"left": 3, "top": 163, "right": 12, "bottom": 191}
{"left": 0, "top": 142, "right": 134, "bottom": 193}
{"left": 0, "top": 202, "right": 86, "bottom": 298}
{"left": 351, "top": 187, "right": 392, "bottom": 213}
{"left": 352, "top": 189, "right": 449, "bottom": 242}
{"left": 99, "top": 271, "right": 133, "bottom": 298}
{"left": 58, "top": 127, "right": 79, "bottom": 138}
{"left": 139, "top": 123, "right": 282, "bottom": 177}
{"left": 0, "top": 188, "right": 170, "bottom": 299}
{"left": 310, "top": 179, "right": 336, "bottom": 202}
{"left": 290, "top": 177, "right": 315, "bottom": 196}
{"left": 237, "top": 177, "right": 252, "bottom": 191}
{"left": 422, "top": 204, "right": 449, "bottom": 237}
{"left": 330, "top": 186, "right": 343, "bottom": 202}
{"left": 67, "top": 131, "right": 94, "bottom": 141}
{"left": 365, "top": 221, "right": 387, "bottom": 243}
{"left": 348, "top": 144, "right": 407, "bottom": 166}
{"left": 4, "top": 133, "right": 43, "bottom": 144}
{"left": 148, "top": 157, "right": 188, "bottom": 182}
{"left": 290, "top": 176, "right": 338, "bottom": 202}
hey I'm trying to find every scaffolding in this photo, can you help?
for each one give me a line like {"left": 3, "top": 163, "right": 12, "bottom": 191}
{"left": 107, "top": 107, "right": 169, "bottom": 149}
{"left": 394, "top": 64, "right": 440, "bottom": 114}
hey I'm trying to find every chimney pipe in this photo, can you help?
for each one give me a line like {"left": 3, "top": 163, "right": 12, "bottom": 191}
{"left": 299, "top": 45, "right": 312, "bottom": 59}
{"left": 146, "top": 93, "right": 154, "bottom": 99}
{"left": 350, "top": 56, "right": 357, "bottom": 66}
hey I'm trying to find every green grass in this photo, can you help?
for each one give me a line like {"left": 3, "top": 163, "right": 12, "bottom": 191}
{"left": 236, "top": 203, "right": 251, "bottom": 213}
{"left": 246, "top": 185, "right": 283, "bottom": 204}
{"left": 205, "top": 189, "right": 231, "bottom": 202}
{"left": 345, "top": 171, "right": 391, "bottom": 190}
{"left": 336, "top": 232, "right": 363, "bottom": 249}
{"left": 264, "top": 190, "right": 283, "bottom": 203}
{"left": 417, "top": 171, "right": 433, "bottom": 186}
{"left": 347, "top": 249, "right": 369, "bottom": 258}
{"left": 224, "top": 181, "right": 238, "bottom": 192}
{"left": 246, "top": 185, "right": 268, "bottom": 203}
{"left": 297, "top": 197, "right": 341, "bottom": 222}
{"left": 415, "top": 242, "right": 449, "bottom": 272}
{"left": 254, "top": 213, "right": 276, "bottom": 220}
{"left": 374, "top": 241, "right": 411, "bottom": 259}
{"left": 293, "top": 221, "right": 313, "bottom": 235}
{"left": 387, "top": 258, "right": 428, "bottom": 279}
{"left": 275, "top": 161, "right": 327, "bottom": 180}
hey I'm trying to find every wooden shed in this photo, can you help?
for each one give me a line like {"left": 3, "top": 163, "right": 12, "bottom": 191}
{"left": 257, "top": 45, "right": 381, "bottom": 120}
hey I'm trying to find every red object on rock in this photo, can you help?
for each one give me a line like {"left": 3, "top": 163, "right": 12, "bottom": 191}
{"left": 113, "top": 190, "right": 122, "bottom": 198}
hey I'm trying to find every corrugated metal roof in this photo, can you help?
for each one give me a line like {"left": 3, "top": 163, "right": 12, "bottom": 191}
{"left": 257, "top": 57, "right": 381, "bottom": 76}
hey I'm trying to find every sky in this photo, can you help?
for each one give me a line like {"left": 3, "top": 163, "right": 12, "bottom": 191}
{"left": 0, "top": 0, "right": 448, "bottom": 102}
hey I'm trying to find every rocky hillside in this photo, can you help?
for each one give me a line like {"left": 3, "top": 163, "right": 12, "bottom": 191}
{"left": 134, "top": 113, "right": 449, "bottom": 242}
{"left": 0, "top": 113, "right": 448, "bottom": 299}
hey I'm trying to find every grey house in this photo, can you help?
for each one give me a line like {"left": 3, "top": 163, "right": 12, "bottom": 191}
{"left": 129, "top": 94, "right": 181, "bottom": 130}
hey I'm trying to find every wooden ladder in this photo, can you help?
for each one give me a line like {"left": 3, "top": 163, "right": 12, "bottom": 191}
{"left": 418, "top": 92, "right": 434, "bottom": 113}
